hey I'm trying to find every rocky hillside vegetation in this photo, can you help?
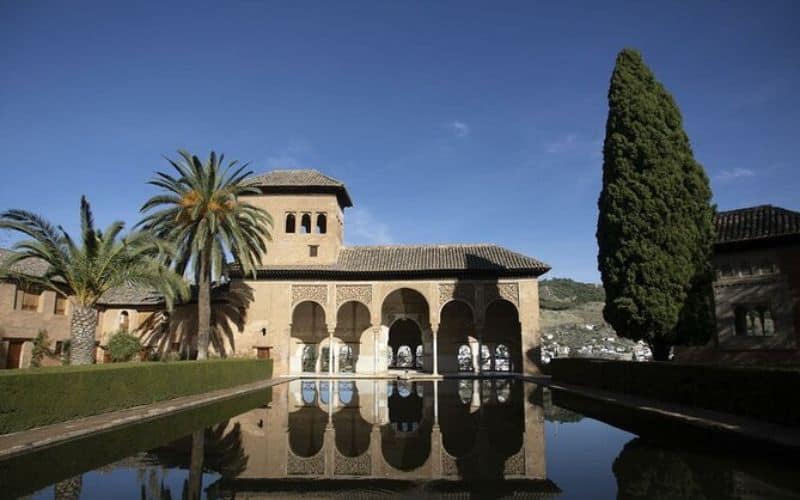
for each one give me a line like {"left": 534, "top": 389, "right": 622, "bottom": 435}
{"left": 539, "top": 278, "right": 651, "bottom": 363}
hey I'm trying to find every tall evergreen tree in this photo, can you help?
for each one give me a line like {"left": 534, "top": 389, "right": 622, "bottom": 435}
{"left": 597, "top": 49, "right": 715, "bottom": 360}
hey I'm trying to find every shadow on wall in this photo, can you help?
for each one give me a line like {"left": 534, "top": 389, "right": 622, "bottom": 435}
{"left": 441, "top": 254, "right": 533, "bottom": 374}
{"left": 139, "top": 283, "right": 255, "bottom": 359}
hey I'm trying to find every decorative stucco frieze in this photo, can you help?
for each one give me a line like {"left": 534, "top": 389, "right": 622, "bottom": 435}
{"left": 484, "top": 283, "right": 519, "bottom": 307}
{"left": 292, "top": 284, "right": 328, "bottom": 306}
{"left": 334, "top": 450, "right": 371, "bottom": 476}
{"left": 438, "top": 283, "right": 475, "bottom": 308}
{"left": 441, "top": 450, "right": 459, "bottom": 476}
{"left": 287, "top": 449, "right": 325, "bottom": 475}
{"left": 336, "top": 284, "right": 372, "bottom": 307}
{"left": 503, "top": 448, "right": 526, "bottom": 475}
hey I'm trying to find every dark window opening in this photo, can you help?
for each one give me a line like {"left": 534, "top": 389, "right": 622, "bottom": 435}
{"left": 54, "top": 295, "right": 68, "bottom": 315}
{"left": 309, "top": 245, "right": 319, "bottom": 257}
{"left": 301, "top": 214, "right": 312, "bottom": 234}
{"left": 285, "top": 213, "right": 296, "bottom": 233}
{"left": 316, "top": 213, "right": 327, "bottom": 234}
{"left": 734, "top": 303, "right": 775, "bottom": 337}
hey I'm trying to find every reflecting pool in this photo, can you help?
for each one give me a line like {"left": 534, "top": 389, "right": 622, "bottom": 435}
{"left": 1, "top": 379, "right": 798, "bottom": 499}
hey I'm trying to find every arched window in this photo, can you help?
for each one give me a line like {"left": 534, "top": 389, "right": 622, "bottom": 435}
{"left": 397, "top": 345, "right": 413, "bottom": 368}
{"left": 316, "top": 213, "right": 327, "bottom": 234}
{"left": 320, "top": 346, "right": 331, "bottom": 372}
{"left": 458, "top": 380, "right": 473, "bottom": 404}
{"left": 119, "top": 311, "right": 130, "bottom": 332}
{"left": 496, "top": 380, "right": 511, "bottom": 403}
{"left": 285, "top": 213, "right": 296, "bottom": 233}
{"left": 762, "top": 309, "right": 775, "bottom": 335}
{"left": 319, "top": 381, "right": 330, "bottom": 405}
{"left": 495, "top": 344, "right": 511, "bottom": 372}
{"left": 301, "top": 345, "right": 317, "bottom": 372}
{"left": 397, "top": 380, "right": 412, "bottom": 397}
{"left": 301, "top": 214, "right": 312, "bottom": 234}
{"left": 415, "top": 345, "right": 423, "bottom": 369}
{"left": 339, "top": 381, "right": 354, "bottom": 405}
{"left": 457, "top": 344, "right": 473, "bottom": 372}
{"left": 339, "top": 344, "right": 354, "bottom": 373}
{"left": 301, "top": 381, "right": 317, "bottom": 405}
{"left": 480, "top": 344, "right": 492, "bottom": 371}
{"left": 481, "top": 379, "right": 493, "bottom": 404}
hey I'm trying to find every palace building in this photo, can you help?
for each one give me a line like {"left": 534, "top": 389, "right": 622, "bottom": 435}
{"left": 0, "top": 170, "right": 552, "bottom": 375}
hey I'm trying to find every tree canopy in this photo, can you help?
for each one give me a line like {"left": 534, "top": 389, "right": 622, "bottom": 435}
{"left": 596, "top": 49, "right": 715, "bottom": 360}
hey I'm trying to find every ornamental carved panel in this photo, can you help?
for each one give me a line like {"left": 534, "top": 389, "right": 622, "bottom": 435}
{"left": 503, "top": 448, "right": 525, "bottom": 475}
{"left": 441, "top": 450, "right": 459, "bottom": 476}
{"left": 334, "top": 450, "right": 371, "bottom": 476}
{"left": 484, "top": 283, "right": 519, "bottom": 307}
{"left": 292, "top": 285, "right": 328, "bottom": 306}
{"left": 438, "top": 283, "right": 475, "bottom": 308}
{"left": 336, "top": 285, "right": 372, "bottom": 307}
{"left": 287, "top": 449, "right": 326, "bottom": 475}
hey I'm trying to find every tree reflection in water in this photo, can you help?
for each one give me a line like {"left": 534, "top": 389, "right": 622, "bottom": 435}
{"left": 613, "top": 437, "right": 800, "bottom": 499}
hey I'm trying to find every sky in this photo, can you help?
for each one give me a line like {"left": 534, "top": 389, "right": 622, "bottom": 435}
{"left": 1, "top": 1, "right": 798, "bottom": 283}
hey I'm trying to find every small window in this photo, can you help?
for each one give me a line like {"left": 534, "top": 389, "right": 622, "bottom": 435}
{"left": 20, "top": 287, "right": 41, "bottom": 311}
{"left": 457, "top": 344, "right": 473, "bottom": 372}
{"left": 54, "top": 341, "right": 63, "bottom": 355}
{"left": 54, "top": 295, "right": 68, "bottom": 315}
{"left": 300, "top": 214, "right": 312, "bottom": 234}
{"left": 309, "top": 245, "right": 319, "bottom": 257}
{"left": 285, "top": 213, "right": 296, "bottom": 233}
{"left": 119, "top": 311, "right": 130, "bottom": 332}
{"left": 734, "top": 304, "right": 776, "bottom": 337}
{"left": 316, "top": 213, "right": 327, "bottom": 234}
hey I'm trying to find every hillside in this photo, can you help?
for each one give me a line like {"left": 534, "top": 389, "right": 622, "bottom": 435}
{"left": 538, "top": 278, "right": 651, "bottom": 362}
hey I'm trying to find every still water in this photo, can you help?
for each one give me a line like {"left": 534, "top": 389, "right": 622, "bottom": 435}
{"left": 1, "top": 379, "right": 798, "bottom": 499}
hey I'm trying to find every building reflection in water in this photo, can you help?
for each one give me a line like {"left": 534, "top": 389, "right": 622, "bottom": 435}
{"left": 211, "top": 378, "right": 550, "bottom": 491}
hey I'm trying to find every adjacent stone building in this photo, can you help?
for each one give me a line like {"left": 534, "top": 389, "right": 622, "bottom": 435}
{"left": 677, "top": 204, "right": 800, "bottom": 364}
{"left": 0, "top": 170, "right": 551, "bottom": 375}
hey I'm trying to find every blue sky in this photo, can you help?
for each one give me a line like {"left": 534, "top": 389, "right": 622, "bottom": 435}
{"left": 1, "top": 1, "right": 798, "bottom": 282}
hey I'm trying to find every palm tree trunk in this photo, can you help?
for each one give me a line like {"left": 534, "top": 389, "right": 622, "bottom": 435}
{"left": 196, "top": 253, "right": 211, "bottom": 360}
{"left": 70, "top": 305, "right": 98, "bottom": 365}
{"left": 649, "top": 338, "right": 671, "bottom": 361}
{"left": 187, "top": 430, "right": 205, "bottom": 499}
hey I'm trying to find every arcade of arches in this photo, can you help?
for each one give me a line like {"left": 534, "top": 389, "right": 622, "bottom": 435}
{"left": 288, "top": 284, "right": 528, "bottom": 375}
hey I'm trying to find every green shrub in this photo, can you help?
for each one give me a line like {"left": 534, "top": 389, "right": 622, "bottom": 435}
{"left": 31, "top": 330, "right": 54, "bottom": 368}
{"left": 550, "top": 358, "right": 800, "bottom": 426}
{"left": 0, "top": 358, "right": 273, "bottom": 434}
{"left": 106, "top": 330, "right": 143, "bottom": 362}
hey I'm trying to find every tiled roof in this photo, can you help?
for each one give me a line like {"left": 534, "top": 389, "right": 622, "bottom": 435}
{"left": 245, "top": 169, "right": 353, "bottom": 207}
{"left": 0, "top": 248, "right": 50, "bottom": 277}
{"left": 236, "top": 244, "right": 551, "bottom": 278}
{"left": 0, "top": 248, "right": 165, "bottom": 306}
{"left": 715, "top": 205, "right": 800, "bottom": 245}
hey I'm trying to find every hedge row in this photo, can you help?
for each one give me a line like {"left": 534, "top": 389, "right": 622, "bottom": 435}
{"left": 549, "top": 358, "right": 800, "bottom": 426}
{"left": 0, "top": 358, "right": 273, "bottom": 434}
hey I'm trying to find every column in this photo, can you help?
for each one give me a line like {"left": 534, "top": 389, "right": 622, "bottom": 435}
{"left": 475, "top": 326, "right": 484, "bottom": 374}
{"left": 328, "top": 327, "right": 335, "bottom": 375}
{"left": 432, "top": 323, "right": 439, "bottom": 376}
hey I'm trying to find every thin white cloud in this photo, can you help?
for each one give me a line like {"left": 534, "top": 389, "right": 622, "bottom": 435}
{"left": 715, "top": 168, "right": 755, "bottom": 181}
{"left": 345, "top": 207, "right": 392, "bottom": 245}
{"left": 445, "top": 120, "right": 470, "bottom": 138}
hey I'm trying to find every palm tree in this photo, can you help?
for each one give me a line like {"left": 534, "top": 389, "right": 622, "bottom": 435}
{"left": 138, "top": 151, "right": 272, "bottom": 360}
{"left": 0, "top": 197, "right": 188, "bottom": 365}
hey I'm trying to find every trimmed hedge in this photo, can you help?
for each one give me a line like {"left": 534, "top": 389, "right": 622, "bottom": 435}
{"left": 0, "top": 358, "right": 272, "bottom": 434}
{"left": 550, "top": 358, "right": 800, "bottom": 426}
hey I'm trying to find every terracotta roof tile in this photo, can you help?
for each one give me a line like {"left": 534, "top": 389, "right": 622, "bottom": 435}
{"left": 246, "top": 169, "right": 353, "bottom": 207}
{"left": 715, "top": 205, "right": 800, "bottom": 245}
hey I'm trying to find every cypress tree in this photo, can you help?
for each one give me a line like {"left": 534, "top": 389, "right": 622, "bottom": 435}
{"left": 597, "top": 49, "right": 715, "bottom": 360}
